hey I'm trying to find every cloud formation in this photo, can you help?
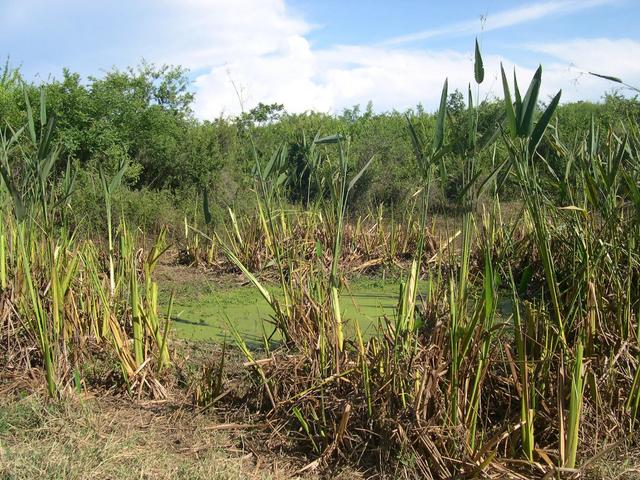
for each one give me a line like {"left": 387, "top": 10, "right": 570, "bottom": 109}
{"left": 1, "top": 0, "right": 637, "bottom": 118}
{"left": 187, "top": 0, "right": 638, "bottom": 118}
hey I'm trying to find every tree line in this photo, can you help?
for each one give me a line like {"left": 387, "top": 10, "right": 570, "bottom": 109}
{"left": 0, "top": 60, "right": 638, "bottom": 232}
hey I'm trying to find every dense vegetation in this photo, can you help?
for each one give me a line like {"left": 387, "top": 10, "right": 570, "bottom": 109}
{"left": 2, "top": 43, "right": 640, "bottom": 479}
{"left": 1, "top": 60, "right": 639, "bottom": 233}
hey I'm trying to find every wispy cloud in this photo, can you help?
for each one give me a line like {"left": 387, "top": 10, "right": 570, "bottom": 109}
{"left": 380, "top": 0, "right": 616, "bottom": 46}
{"left": 151, "top": 0, "right": 638, "bottom": 116}
{"left": 525, "top": 37, "right": 640, "bottom": 73}
{"left": 521, "top": 37, "right": 640, "bottom": 96}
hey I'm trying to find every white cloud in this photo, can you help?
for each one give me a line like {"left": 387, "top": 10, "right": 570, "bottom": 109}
{"left": 192, "top": 44, "right": 480, "bottom": 118}
{"left": 151, "top": 0, "right": 310, "bottom": 69}
{"left": 181, "top": 1, "right": 484, "bottom": 117}
{"left": 525, "top": 38, "right": 640, "bottom": 79}
{"left": 171, "top": 0, "right": 635, "bottom": 118}
{"left": 191, "top": 31, "right": 640, "bottom": 118}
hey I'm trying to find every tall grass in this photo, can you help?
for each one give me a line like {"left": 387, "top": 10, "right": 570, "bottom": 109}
{"left": 204, "top": 40, "right": 640, "bottom": 478}
{"left": 0, "top": 89, "right": 172, "bottom": 398}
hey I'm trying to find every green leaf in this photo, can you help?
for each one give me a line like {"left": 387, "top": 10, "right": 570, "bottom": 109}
{"left": 38, "top": 147, "right": 57, "bottom": 183}
{"left": 39, "top": 88, "right": 47, "bottom": 129}
{"left": 467, "top": 84, "right": 476, "bottom": 150}
{"left": 5, "top": 125, "right": 25, "bottom": 151}
{"left": 262, "top": 147, "right": 278, "bottom": 179}
{"left": 470, "top": 156, "right": 511, "bottom": 197}
{"left": 476, "top": 114, "right": 503, "bottom": 152}
{"left": 109, "top": 159, "right": 129, "bottom": 193}
{"left": 56, "top": 157, "right": 76, "bottom": 208}
{"left": 513, "top": 70, "right": 522, "bottom": 128}
{"left": 518, "top": 265, "right": 533, "bottom": 296}
{"left": 73, "top": 369, "right": 82, "bottom": 394}
{"left": 0, "top": 164, "right": 26, "bottom": 221}
{"left": 483, "top": 252, "right": 495, "bottom": 316}
{"left": 434, "top": 78, "right": 448, "bottom": 153}
{"left": 276, "top": 171, "right": 288, "bottom": 187}
{"left": 589, "top": 115, "right": 598, "bottom": 158}
{"left": 348, "top": 154, "right": 376, "bottom": 193}
{"left": 588, "top": 72, "right": 623, "bottom": 84}
{"left": 315, "top": 134, "right": 342, "bottom": 144}
{"left": 623, "top": 172, "right": 640, "bottom": 208}
{"left": 458, "top": 168, "right": 483, "bottom": 200}
{"left": 37, "top": 115, "right": 56, "bottom": 161}
{"left": 202, "top": 188, "right": 212, "bottom": 225}
{"left": 406, "top": 115, "right": 426, "bottom": 173}
{"left": 519, "top": 65, "right": 542, "bottom": 136}
{"left": 500, "top": 64, "right": 517, "bottom": 138}
{"left": 606, "top": 134, "right": 627, "bottom": 188}
{"left": 474, "top": 38, "right": 484, "bottom": 84}
{"left": 23, "top": 88, "right": 37, "bottom": 145}
{"left": 528, "top": 90, "right": 562, "bottom": 155}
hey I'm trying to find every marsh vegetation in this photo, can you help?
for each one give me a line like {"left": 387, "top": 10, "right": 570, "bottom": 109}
{"left": 1, "top": 42, "right": 640, "bottom": 478}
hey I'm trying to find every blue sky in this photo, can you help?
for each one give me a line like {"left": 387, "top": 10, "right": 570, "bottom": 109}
{"left": 1, "top": 0, "right": 638, "bottom": 118}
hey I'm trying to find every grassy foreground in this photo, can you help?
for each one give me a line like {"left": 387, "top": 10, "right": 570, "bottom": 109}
{"left": 0, "top": 393, "right": 293, "bottom": 480}
{"left": 0, "top": 350, "right": 638, "bottom": 480}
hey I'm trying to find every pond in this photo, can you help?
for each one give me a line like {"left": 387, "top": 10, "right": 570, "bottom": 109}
{"left": 167, "top": 278, "right": 515, "bottom": 345}
{"left": 168, "top": 279, "right": 403, "bottom": 344}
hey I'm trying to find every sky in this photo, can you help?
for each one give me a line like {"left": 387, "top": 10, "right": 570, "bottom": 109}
{"left": 0, "top": 0, "right": 638, "bottom": 119}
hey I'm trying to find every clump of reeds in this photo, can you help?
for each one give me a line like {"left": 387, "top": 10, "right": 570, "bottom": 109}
{"left": 208, "top": 40, "right": 640, "bottom": 478}
{"left": 0, "top": 89, "right": 173, "bottom": 398}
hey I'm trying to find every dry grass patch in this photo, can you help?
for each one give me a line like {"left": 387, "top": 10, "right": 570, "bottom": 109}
{"left": 0, "top": 394, "right": 304, "bottom": 480}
